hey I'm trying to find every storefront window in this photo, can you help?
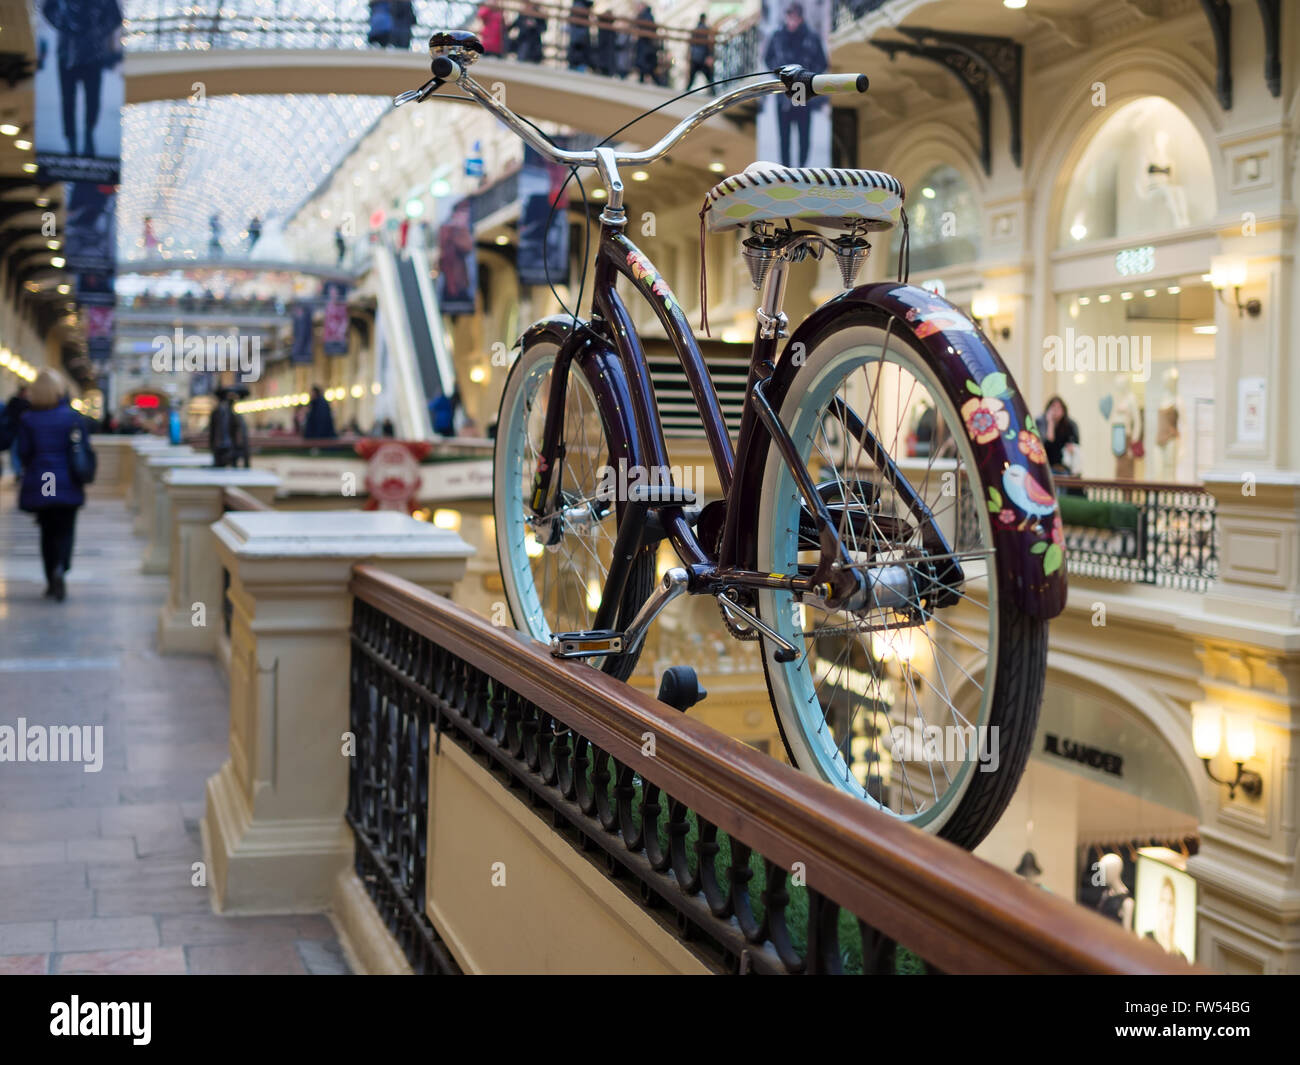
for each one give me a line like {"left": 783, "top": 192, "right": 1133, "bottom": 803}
{"left": 1044, "top": 284, "right": 1216, "bottom": 483}
{"left": 1058, "top": 97, "right": 1214, "bottom": 248}
{"left": 889, "top": 164, "right": 980, "bottom": 273}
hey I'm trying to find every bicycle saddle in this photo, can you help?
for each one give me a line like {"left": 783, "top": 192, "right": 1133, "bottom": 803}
{"left": 702, "top": 161, "right": 904, "bottom": 233}
{"left": 428, "top": 30, "right": 484, "bottom": 56}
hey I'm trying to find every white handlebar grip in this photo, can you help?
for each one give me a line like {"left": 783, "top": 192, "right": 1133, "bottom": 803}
{"left": 810, "top": 73, "right": 868, "bottom": 95}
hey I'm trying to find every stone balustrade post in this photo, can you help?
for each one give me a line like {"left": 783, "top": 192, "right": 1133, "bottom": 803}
{"left": 125, "top": 437, "right": 176, "bottom": 512}
{"left": 141, "top": 454, "right": 212, "bottom": 572}
{"left": 202, "top": 511, "right": 473, "bottom": 914}
{"left": 157, "top": 468, "right": 281, "bottom": 655}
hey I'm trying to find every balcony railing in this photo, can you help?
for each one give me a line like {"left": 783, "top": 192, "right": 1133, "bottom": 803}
{"left": 123, "top": 2, "right": 757, "bottom": 86}
{"left": 1054, "top": 477, "right": 1218, "bottom": 592}
{"left": 347, "top": 563, "right": 1192, "bottom": 975}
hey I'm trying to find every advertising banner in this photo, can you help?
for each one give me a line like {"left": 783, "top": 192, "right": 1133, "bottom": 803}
{"left": 1133, "top": 855, "right": 1197, "bottom": 963}
{"left": 34, "top": 0, "right": 125, "bottom": 184}
{"left": 322, "top": 281, "right": 350, "bottom": 355}
{"left": 436, "top": 198, "right": 477, "bottom": 317}
{"left": 75, "top": 270, "right": 115, "bottom": 361}
{"left": 63, "top": 181, "right": 116, "bottom": 273}
{"left": 290, "top": 303, "right": 315, "bottom": 365}
{"left": 517, "top": 144, "right": 570, "bottom": 289}
{"left": 757, "top": 0, "right": 831, "bottom": 170}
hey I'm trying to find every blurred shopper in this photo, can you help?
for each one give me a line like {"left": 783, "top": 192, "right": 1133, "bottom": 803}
{"left": 594, "top": 9, "right": 618, "bottom": 76}
{"left": 334, "top": 225, "right": 347, "bottom": 265}
{"left": 368, "top": 0, "right": 393, "bottom": 46}
{"left": 510, "top": 3, "right": 547, "bottom": 64}
{"left": 302, "top": 385, "right": 337, "bottom": 440}
{"left": 1036, "top": 395, "right": 1081, "bottom": 478}
{"left": 17, "top": 369, "right": 95, "bottom": 602}
{"left": 142, "top": 215, "right": 160, "bottom": 254}
{"left": 477, "top": 3, "right": 505, "bottom": 55}
{"left": 246, "top": 215, "right": 262, "bottom": 252}
{"left": 0, "top": 385, "right": 32, "bottom": 477}
{"left": 390, "top": 1, "right": 415, "bottom": 48}
{"left": 208, "top": 212, "right": 222, "bottom": 256}
{"left": 686, "top": 14, "right": 716, "bottom": 94}
{"left": 567, "top": 0, "right": 594, "bottom": 71}
{"left": 208, "top": 388, "right": 248, "bottom": 467}
{"left": 633, "top": 4, "right": 658, "bottom": 83}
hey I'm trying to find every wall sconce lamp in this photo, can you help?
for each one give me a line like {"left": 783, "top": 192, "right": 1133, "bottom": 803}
{"left": 1207, "top": 256, "right": 1261, "bottom": 317}
{"left": 1192, "top": 701, "right": 1263, "bottom": 800}
{"left": 971, "top": 292, "right": 1011, "bottom": 341}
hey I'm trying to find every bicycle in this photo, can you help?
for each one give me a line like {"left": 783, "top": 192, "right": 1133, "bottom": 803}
{"left": 398, "top": 31, "right": 1068, "bottom": 849}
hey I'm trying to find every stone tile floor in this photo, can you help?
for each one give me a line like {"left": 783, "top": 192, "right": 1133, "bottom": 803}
{"left": 0, "top": 485, "right": 350, "bottom": 974}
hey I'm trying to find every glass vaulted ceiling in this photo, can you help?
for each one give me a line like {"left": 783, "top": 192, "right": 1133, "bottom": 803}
{"left": 117, "top": 1, "right": 476, "bottom": 263}
{"left": 119, "top": 95, "right": 388, "bottom": 263}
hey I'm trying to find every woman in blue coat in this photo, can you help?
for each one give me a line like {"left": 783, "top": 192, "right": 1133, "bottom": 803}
{"left": 16, "top": 369, "right": 91, "bottom": 601}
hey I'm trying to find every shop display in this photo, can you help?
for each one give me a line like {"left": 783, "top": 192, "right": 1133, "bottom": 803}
{"left": 1094, "top": 852, "right": 1135, "bottom": 930}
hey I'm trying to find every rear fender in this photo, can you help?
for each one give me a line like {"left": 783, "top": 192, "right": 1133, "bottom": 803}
{"left": 737, "top": 284, "right": 1067, "bottom": 619}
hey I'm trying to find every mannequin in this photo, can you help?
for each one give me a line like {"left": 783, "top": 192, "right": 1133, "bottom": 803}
{"left": 1110, "top": 374, "right": 1141, "bottom": 479}
{"left": 1136, "top": 128, "right": 1189, "bottom": 229}
{"left": 1155, "top": 368, "right": 1182, "bottom": 480}
{"left": 1096, "top": 852, "right": 1134, "bottom": 930}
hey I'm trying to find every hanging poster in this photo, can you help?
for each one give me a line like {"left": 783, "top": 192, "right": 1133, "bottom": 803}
{"left": 517, "top": 144, "right": 570, "bottom": 289}
{"left": 322, "top": 282, "right": 350, "bottom": 355}
{"left": 1133, "top": 854, "right": 1197, "bottom": 963}
{"left": 436, "top": 198, "right": 477, "bottom": 317}
{"left": 290, "top": 303, "right": 315, "bottom": 365}
{"left": 75, "top": 270, "right": 115, "bottom": 361}
{"left": 757, "top": 0, "right": 831, "bottom": 170}
{"left": 63, "top": 181, "right": 117, "bottom": 273}
{"left": 34, "top": 0, "right": 125, "bottom": 184}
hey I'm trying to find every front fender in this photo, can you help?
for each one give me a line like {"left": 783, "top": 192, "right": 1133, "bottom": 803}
{"left": 761, "top": 283, "right": 1067, "bottom": 619}
{"left": 517, "top": 314, "right": 645, "bottom": 482}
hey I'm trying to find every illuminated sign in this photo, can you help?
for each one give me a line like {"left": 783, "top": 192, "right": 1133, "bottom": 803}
{"left": 1115, "top": 245, "right": 1155, "bottom": 276}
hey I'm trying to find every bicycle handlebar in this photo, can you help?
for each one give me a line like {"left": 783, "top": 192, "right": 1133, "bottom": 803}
{"left": 401, "top": 49, "right": 869, "bottom": 172}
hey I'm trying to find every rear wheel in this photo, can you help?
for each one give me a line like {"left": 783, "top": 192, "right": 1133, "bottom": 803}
{"left": 494, "top": 338, "right": 655, "bottom": 681}
{"left": 754, "top": 316, "right": 1046, "bottom": 848}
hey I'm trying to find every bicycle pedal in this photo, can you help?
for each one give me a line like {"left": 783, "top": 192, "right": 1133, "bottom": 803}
{"left": 550, "top": 630, "right": 625, "bottom": 658}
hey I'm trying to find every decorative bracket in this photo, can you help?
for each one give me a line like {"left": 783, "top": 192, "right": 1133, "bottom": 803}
{"left": 1199, "top": 0, "right": 1233, "bottom": 110}
{"left": 1256, "top": 0, "right": 1281, "bottom": 98}
{"left": 873, "top": 27, "right": 1022, "bottom": 176}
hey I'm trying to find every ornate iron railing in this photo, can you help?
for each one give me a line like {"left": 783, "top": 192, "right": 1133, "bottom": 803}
{"left": 347, "top": 563, "right": 1192, "bottom": 975}
{"left": 1054, "top": 478, "right": 1218, "bottom": 592}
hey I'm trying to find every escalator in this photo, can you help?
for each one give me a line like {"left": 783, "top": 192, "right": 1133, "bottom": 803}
{"left": 372, "top": 240, "right": 456, "bottom": 440}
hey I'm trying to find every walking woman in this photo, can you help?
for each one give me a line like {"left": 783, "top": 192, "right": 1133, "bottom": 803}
{"left": 17, "top": 368, "right": 93, "bottom": 602}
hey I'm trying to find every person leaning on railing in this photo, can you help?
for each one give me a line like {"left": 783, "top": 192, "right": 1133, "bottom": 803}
{"left": 685, "top": 14, "right": 716, "bottom": 95}
{"left": 509, "top": 2, "right": 547, "bottom": 63}
{"left": 477, "top": 2, "right": 505, "bottom": 56}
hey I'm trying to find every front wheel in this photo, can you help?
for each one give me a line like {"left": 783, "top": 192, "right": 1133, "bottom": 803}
{"left": 754, "top": 315, "right": 1047, "bottom": 849}
{"left": 493, "top": 335, "right": 656, "bottom": 681}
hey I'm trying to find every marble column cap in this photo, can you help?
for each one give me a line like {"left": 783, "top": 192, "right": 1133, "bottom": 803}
{"left": 163, "top": 468, "right": 281, "bottom": 488}
{"left": 214, "top": 510, "right": 473, "bottom": 560}
{"left": 146, "top": 454, "right": 212, "bottom": 469}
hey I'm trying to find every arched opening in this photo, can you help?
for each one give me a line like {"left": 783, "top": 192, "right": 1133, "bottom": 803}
{"left": 977, "top": 671, "right": 1202, "bottom": 959}
{"left": 889, "top": 162, "right": 981, "bottom": 273}
{"left": 1057, "top": 97, "right": 1215, "bottom": 249}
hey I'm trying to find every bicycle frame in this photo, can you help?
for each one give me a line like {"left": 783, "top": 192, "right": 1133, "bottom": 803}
{"left": 527, "top": 216, "right": 899, "bottom": 624}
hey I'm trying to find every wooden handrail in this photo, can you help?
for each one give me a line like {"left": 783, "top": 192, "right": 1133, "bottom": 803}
{"left": 222, "top": 486, "right": 273, "bottom": 512}
{"left": 349, "top": 563, "right": 1199, "bottom": 975}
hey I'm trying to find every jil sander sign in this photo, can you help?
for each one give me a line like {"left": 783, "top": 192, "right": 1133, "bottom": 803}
{"left": 1043, "top": 732, "right": 1124, "bottom": 778}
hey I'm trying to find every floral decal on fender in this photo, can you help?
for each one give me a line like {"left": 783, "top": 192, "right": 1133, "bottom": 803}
{"left": 799, "top": 282, "right": 1067, "bottom": 617}
{"left": 961, "top": 371, "right": 1061, "bottom": 576}
{"left": 625, "top": 249, "right": 678, "bottom": 312}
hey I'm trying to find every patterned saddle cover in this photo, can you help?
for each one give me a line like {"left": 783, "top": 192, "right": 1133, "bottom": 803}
{"left": 701, "top": 161, "right": 905, "bottom": 233}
